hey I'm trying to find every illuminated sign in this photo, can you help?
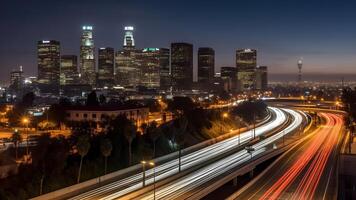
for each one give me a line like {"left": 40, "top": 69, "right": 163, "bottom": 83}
{"left": 42, "top": 40, "right": 50, "bottom": 43}
{"left": 125, "top": 26, "right": 134, "bottom": 31}
{"left": 143, "top": 48, "right": 159, "bottom": 52}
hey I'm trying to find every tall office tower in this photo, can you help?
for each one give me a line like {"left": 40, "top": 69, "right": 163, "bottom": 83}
{"left": 37, "top": 40, "right": 60, "bottom": 93}
{"left": 10, "top": 66, "right": 24, "bottom": 91}
{"left": 98, "top": 47, "right": 115, "bottom": 87}
{"left": 236, "top": 49, "right": 257, "bottom": 91}
{"left": 80, "top": 26, "right": 96, "bottom": 86}
{"left": 298, "top": 58, "right": 303, "bottom": 83}
{"left": 171, "top": 43, "right": 193, "bottom": 91}
{"left": 60, "top": 55, "right": 78, "bottom": 86}
{"left": 256, "top": 66, "right": 268, "bottom": 90}
{"left": 159, "top": 48, "right": 171, "bottom": 90}
{"left": 220, "top": 66, "right": 237, "bottom": 92}
{"left": 198, "top": 47, "right": 215, "bottom": 90}
{"left": 123, "top": 26, "right": 135, "bottom": 50}
{"left": 138, "top": 48, "right": 161, "bottom": 89}
{"left": 115, "top": 50, "right": 141, "bottom": 87}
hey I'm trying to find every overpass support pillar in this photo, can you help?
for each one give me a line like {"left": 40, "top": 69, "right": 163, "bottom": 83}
{"left": 233, "top": 177, "right": 238, "bottom": 186}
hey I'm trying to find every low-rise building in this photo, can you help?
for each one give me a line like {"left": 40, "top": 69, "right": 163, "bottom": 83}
{"left": 65, "top": 105, "right": 149, "bottom": 128}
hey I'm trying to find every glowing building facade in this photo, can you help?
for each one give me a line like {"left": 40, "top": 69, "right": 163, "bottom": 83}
{"left": 198, "top": 47, "right": 215, "bottom": 90}
{"left": 123, "top": 26, "right": 135, "bottom": 50}
{"left": 10, "top": 66, "right": 24, "bottom": 91}
{"left": 115, "top": 49, "right": 141, "bottom": 87}
{"left": 37, "top": 40, "right": 60, "bottom": 93}
{"left": 221, "top": 66, "right": 237, "bottom": 92}
{"left": 256, "top": 66, "right": 268, "bottom": 90}
{"left": 80, "top": 26, "right": 96, "bottom": 86}
{"left": 236, "top": 49, "right": 257, "bottom": 91}
{"left": 60, "top": 55, "right": 78, "bottom": 86}
{"left": 98, "top": 47, "right": 115, "bottom": 87}
{"left": 159, "top": 48, "right": 171, "bottom": 90}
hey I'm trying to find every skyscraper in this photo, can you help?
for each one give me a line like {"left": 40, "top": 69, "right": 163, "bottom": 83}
{"left": 37, "top": 40, "right": 60, "bottom": 93}
{"left": 123, "top": 26, "right": 135, "bottom": 50}
{"left": 115, "top": 26, "right": 141, "bottom": 88}
{"left": 236, "top": 49, "right": 257, "bottom": 91}
{"left": 138, "top": 48, "right": 161, "bottom": 89}
{"left": 256, "top": 66, "right": 268, "bottom": 90}
{"left": 171, "top": 43, "right": 193, "bottom": 91}
{"left": 60, "top": 55, "right": 78, "bottom": 86}
{"left": 98, "top": 47, "right": 115, "bottom": 87}
{"left": 10, "top": 66, "right": 24, "bottom": 91}
{"left": 115, "top": 50, "right": 141, "bottom": 88}
{"left": 80, "top": 26, "right": 96, "bottom": 86}
{"left": 198, "top": 47, "right": 215, "bottom": 90}
{"left": 221, "top": 66, "right": 237, "bottom": 92}
{"left": 159, "top": 48, "right": 171, "bottom": 90}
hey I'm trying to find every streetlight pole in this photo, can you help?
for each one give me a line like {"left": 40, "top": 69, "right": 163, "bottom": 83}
{"left": 141, "top": 161, "right": 146, "bottom": 187}
{"left": 222, "top": 112, "right": 228, "bottom": 134}
{"left": 22, "top": 117, "right": 29, "bottom": 157}
{"left": 149, "top": 162, "right": 156, "bottom": 200}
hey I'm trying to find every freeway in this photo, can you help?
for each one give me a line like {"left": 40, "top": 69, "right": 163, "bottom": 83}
{"left": 126, "top": 108, "right": 304, "bottom": 200}
{"left": 66, "top": 107, "right": 287, "bottom": 200}
{"left": 229, "top": 112, "right": 344, "bottom": 200}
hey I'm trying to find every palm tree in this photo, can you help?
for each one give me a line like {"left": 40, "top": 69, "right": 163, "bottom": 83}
{"left": 76, "top": 135, "right": 90, "bottom": 183}
{"left": 147, "top": 121, "right": 161, "bottom": 157}
{"left": 124, "top": 122, "right": 136, "bottom": 166}
{"left": 100, "top": 138, "right": 112, "bottom": 175}
{"left": 11, "top": 130, "right": 22, "bottom": 160}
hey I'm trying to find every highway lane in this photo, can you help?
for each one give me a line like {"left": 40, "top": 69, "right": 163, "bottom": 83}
{"left": 68, "top": 107, "right": 287, "bottom": 200}
{"left": 230, "top": 112, "right": 343, "bottom": 200}
{"left": 130, "top": 108, "right": 304, "bottom": 200}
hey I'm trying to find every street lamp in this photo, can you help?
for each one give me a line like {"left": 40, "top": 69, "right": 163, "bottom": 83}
{"left": 149, "top": 161, "right": 156, "bottom": 200}
{"left": 221, "top": 112, "right": 229, "bottom": 134}
{"left": 222, "top": 112, "right": 229, "bottom": 118}
{"left": 22, "top": 117, "right": 30, "bottom": 157}
{"left": 141, "top": 160, "right": 147, "bottom": 187}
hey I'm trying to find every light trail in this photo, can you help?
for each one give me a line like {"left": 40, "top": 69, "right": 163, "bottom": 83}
{"left": 69, "top": 107, "right": 287, "bottom": 200}
{"left": 132, "top": 108, "right": 303, "bottom": 200}
{"left": 258, "top": 113, "right": 343, "bottom": 200}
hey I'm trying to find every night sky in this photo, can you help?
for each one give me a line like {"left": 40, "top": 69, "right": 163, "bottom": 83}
{"left": 1, "top": 0, "right": 356, "bottom": 83}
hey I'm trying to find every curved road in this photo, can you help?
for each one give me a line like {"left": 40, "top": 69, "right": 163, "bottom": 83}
{"left": 128, "top": 108, "right": 304, "bottom": 200}
{"left": 229, "top": 112, "right": 344, "bottom": 200}
{"left": 68, "top": 107, "right": 287, "bottom": 200}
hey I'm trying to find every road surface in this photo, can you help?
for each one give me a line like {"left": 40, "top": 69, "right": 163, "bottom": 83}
{"left": 229, "top": 112, "right": 344, "bottom": 200}
{"left": 66, "top": 107, "right": 288, "bottom": 200}
{"left": 125, "top": 108, "right": 304, "bottom": 200}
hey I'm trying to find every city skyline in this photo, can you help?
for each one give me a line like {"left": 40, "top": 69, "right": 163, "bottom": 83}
{"left": 1, "top": 0, "right": 356, "bottom": 83}
{"left": 0, "top": 1, "right": 355, "bottom": 199}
